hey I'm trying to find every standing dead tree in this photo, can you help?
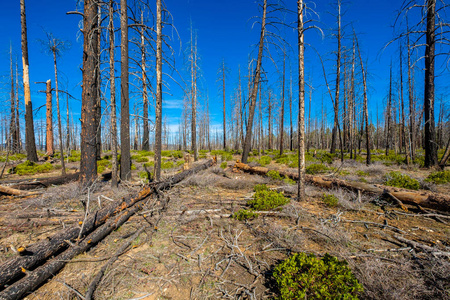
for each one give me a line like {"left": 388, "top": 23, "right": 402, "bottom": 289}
{"left": 39, "top": 32, "right": 71, "bottom": 175}
{"left": 242, "top": 0, "right": 267, "bottom": 163}
{"left": 20, "top": 0, "right": 38, "bottom": 162}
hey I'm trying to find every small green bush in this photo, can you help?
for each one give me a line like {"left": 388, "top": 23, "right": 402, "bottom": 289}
{"left": 161, "top": 161, "right": 174, "bottom": 169}
{"left": 135, "top": 156, "right": 149, "bottom": 162}
{"left": 425, "top": 170, "right": 450, "bottom": 184}
{"left": 254, "top": 184, "right": 269, "bottom": 192}
{"left": 0, "top": 153, "right": 27, "bottom": 162}
{"left": 273, "top": 252, "right": 363, "bottom": 299}
{"left": 267, "top": 170, "right": 282, "bottom": 180}
{"left": 232, "top": 209, "right": 259, "bottom": 221}
{"left": 137, "top": 150, "right": 154, "bottom": 157}
{"left": 199, "top": 154, "right": 207, "bottom": 159}
{"left": 248, "top": 189, "right": 289, "bottom": 211}
{"left": 322, "top": 193, "right": 339, "bottom": 207}
{"left": 258, "top": 155, "right": 272, "bottom": 167}
{"left": 306, "top": 163, "right": 329, "bottom": 175}
{"left": 176, "top": 159, "right": 185, "bottom": 166}
{"left": 221, "top": 153, "right": 233, "bottom": 161}
{"left": 316, "top": 152, "right": 335, "bottom": 164}
{"left": 144, "top": 161, "right": 155, "bottom": 168}
{"left": 384, "top": 171, "right": 420, "bottom": 190}
{"left": 131, "top": 163, "right": 137, "bottom": 170}
{"left": 14, "top": 161, "right": 54, "bottom": 175}
{"left": 138, "top": 171, "right": 152, "bottom": 180}
{"left": 356, "top": 170, "right": 369, "bottom": 177}
{"left": 284, "top": 176, "right": 296, "bottom": 185}
{"left": 199, "top": 149, "right": 209, "bottom": 154}
{"left": 220, "top": 161, "right": 228, "bottom": 169}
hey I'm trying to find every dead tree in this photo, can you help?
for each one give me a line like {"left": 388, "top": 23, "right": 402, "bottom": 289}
{"left": 155, "top": 0, "right": 162, "bottom": 180}
{"left": 40, "top": 32, "right": 70, "bottom": 175}
{"left": 109, "top": 0, "right": 118, "bottom": 187}
{"left": 9, "top": 45, "right": 18, "bottom": 153}
{"left": 20, "top": 0, "right": 38, "bottom": 162}
{"left": 297, "top": 0, "right": 306, "bottom": 200}
{"left": 80, "top": 0, "right": 99, "bottom": 184}
{"left": 45, "top": 80, "right": 54, "bottom": 156}
{"left": 241, "top": 0, "right": 267, "bottom": 163}
{"left": 218, "top": 59, "right": 228, "bottom": 150}
{"left": 120, "top": 0, "right": 131, "bottom": 180}
{"left": 190, "top": 25, "right": 198, "bottom": 161}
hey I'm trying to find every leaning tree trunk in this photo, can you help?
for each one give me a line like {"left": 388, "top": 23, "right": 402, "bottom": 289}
{"left": 120, "top": 0, "right": 131, "bottom": 180}
{"left": 241, "top": 0, "right": 267, "bottom": 163}
{"left": 424, "top": 0, "right": 437, "bottom": 168}
{"left": 20, "top": 0, "right": 38, "bottom": 162}
{"left": 80, "top": 0, "right": 99, "bottom": 185}
{"left": 45, "top": 79, "right": 54, "bottom": 156}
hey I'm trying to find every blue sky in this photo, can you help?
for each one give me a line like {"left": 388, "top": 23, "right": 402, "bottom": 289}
{"left": 0, "top": 0, "right": 447, "bottom": 144}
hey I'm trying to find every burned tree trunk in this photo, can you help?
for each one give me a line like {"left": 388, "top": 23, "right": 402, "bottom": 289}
{"left": 297, "top": 0, "right": 306, "bottom": 201}
{"left": 80, "top": 0, "right": 99, "bottom": 185}
{"left": 241, "top": 0, "right": 266, "bottom": 163}
{"left": 155, "top": 0, "right": 163, "bottom": 180}
{"left": 20, "top": 0, "right": 38, "bottom": 162}
{"left": 109, "top": 0, "right": 118, "bottom": 187}
{"left": 424, "top": 0, "right": 437, "bottom": 168}
{"left": 45, "top": 79, "right": 54, "bottom": 156}
{"left": 120, "top": 0, "right": 131, "bottom": 180}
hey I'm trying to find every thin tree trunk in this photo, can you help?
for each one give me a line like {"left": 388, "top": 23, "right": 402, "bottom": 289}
{"left": 9, "top": 45, "right": 17, "bottom": 153}
{"left": 120, "top": 0, "right": 131, "bottom": 180}
{"left": 190, "top": 27, "right": 198, "bottom": 161}
{"left": 386, "top": 64, "right": 392, "bottom": 156}
{"left": 141, "top": 10, "right": 149, "bottom": 151}
{"left": 109, "top": 0, "right": 118, "bottom": 188}
{"left": 53, "top": 50, "right": 66, "bottom": 175}
{"left": 20, "top": 0, "right": 38, "bottom": 162}
{"left": 331, "top": 1, "right": 341, "bottom": 155}
{"left": 241, "top": 0, "right": 266, "bottom": 163}
{"left": 279, "top": 50, "right": 286, "bottom": 155}
{"left": 297, "top": 0, "right": 306, "bottom": 201}
{"left": 45, "top": 80, "right": 54, "bottom": 156}
{"left": 222, "top": 60, "right": 227, "bottom": 150}
{"left": 155, "top": 0, "right": 163, "bottom": 180}
{"left": 424, "top": 0, "right": 437, "bottom": 168}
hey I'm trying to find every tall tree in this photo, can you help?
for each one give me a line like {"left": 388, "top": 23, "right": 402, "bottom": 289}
{"left": 241, "top": 0, "right": 267, "bottom": 163}
{"left": 80, "top": 0, "right": 99, "bottom": 184}
{"left": 140, "top": 10, "right": 150, "bottom": 151}
{"left": 424, "top": 0, "right": 437, "bottom": 167}
{"left": 297, "top": 0, "right": 306, "bottom": 201}
{"left": 120, "top": 0, "right": 131, "bottom": 179}
{"left": 20, "top": 0, "right": 38, "bottom": 162}
{"left": 219, "top": 59, "right": 228, "bottom": 150}
{"left": 330, "top": 0, "right": 342, "bottom": 155}
{"left": 154, "top": 0, "right": 163, "bottom": 180}
{"left": 279, "top": 48, "right": 286, "bottom": 155}
{"left": 9, "top": 44, "right": 18, "bottom": 153}
{"left": 190, "top": 26, "right": 198, "bottom": 161}
{"left": 109, "top": 0, "right": 118, "bottom": 187}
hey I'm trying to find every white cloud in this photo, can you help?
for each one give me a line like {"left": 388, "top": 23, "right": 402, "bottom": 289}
{"left": 163, "top": 99, "right": 184, "bottom": 109}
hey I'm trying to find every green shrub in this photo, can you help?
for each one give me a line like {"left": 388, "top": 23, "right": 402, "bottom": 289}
{"left": 14, "top": 161, "right": 54, "bottom": 175}
{"left": 131, "top": 164, "right": 137, "bottom": 170}
{"left": 137, "top": 150, "right": 154, "bottom": 157}
{"left": 258, "top": 155, "right": 272, "bottom": 167}
{"left": 267, "top": 170, "right": 282, "bottom": 180}
{"left": 199, "top": 149, "right": 209, "bottom": 154}
{"left": 306, "top": 163, "right": 329, "bottom": 175}
{"left": 254, "top": 184, "right": 269, "bottom": 192}
{"left": 273, "top": 252, "right": 363, "bottom": 300}
{"left": 232, "top": 209, "right": 259, "bottom": 221}
{"left": 199, "top": 154, "right": 206, "bottom": 159}
{"left": 220, "top": 161, "right": 228, "bottom": 169}
{"left": 138, "top": 171, "right": 152, "bottom": 180}
{"left": 221, "top": 153, "right": 233, "bottom": 161}
{"left": 356, "top": 170, "right": 369, "bottom": 177}
{"left": 284, "top": 176, "right": 296, "bottom": 185}
{"left": 384, "top": 171, "right": 420, "bottom": 190}
{"left": 176, "top": 159, "right": 185, "bottom": 166}
{"left": 248, "top": 189, "right": 289, "bottom": 211}
{"left": 144, "top": 161, "right": 155, "bottom": 168}
{"left": 322, "top": 193, "right": 339, "bottom": 207}
{"left": 161, "top": 161, "right": 174, "bottom": 169}
{"left": 316, "top": 152, "right": 335, "bottom": 164}
{"left": 135, "top": 156, "right": 149, "bottom": 162}
{"left": 425, "top": 170, "right": 450, "bottom": 184}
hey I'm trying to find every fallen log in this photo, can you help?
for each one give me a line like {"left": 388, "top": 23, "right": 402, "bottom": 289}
{"left": 9, "top": 173, "right": 80, "bottom": 190}
{"left": 0, "top": 185, "right": 36, "bottom": 196}
{"left": 0, "top": 159, "right": 214, "bottom": 291}
{"left": 0, "top": 198, "right": 148, "bottom": 300}
{"left": 235, "top": 162, "right": 450, "bottom": 212}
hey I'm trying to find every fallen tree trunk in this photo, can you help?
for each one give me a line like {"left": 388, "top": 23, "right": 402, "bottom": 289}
{"left": 0, "top": 199, "right": 147, "bottom": 300}
{"left": 9, "top": 172, "right": 80, "bottom": 190}
{"left": 0, "top": 185, "right": 36, "bottom": 196}
{"left": 235, "top": 162, "right": 450, "bottom": 212}
{"left": 0, "top": 159, "right": 214, "bottom": 291}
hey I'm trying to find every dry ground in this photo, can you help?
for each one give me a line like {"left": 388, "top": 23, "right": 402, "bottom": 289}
{"left": 0, "top": 156, "right": 449, "bottom": 300}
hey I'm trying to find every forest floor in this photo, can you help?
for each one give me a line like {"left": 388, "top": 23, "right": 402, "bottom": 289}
{"left": 0, "top": 150, "right": 449, "bottom": 299}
